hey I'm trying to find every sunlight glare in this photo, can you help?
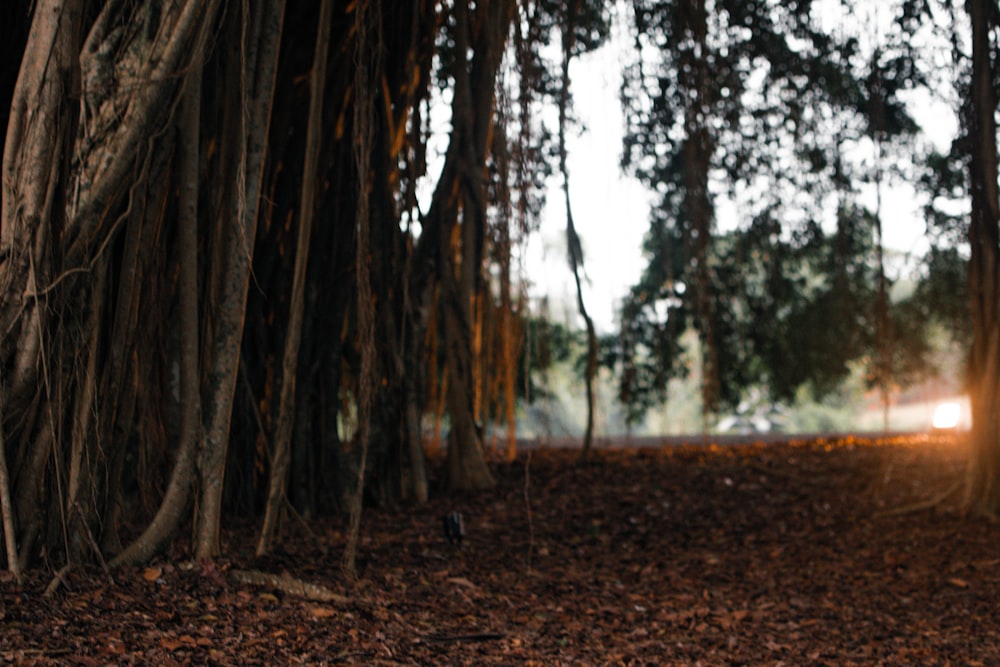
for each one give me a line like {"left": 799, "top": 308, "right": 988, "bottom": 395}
{"left": 932, "top": 401, "right": 961, "bottom": 430}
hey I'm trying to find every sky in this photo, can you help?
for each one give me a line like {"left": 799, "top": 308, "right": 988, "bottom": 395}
{"left": 522, "top": 37, "right": 651, "bottom": 334}
{"left": 524, "top": 6, "right": 961, "bottom": 335}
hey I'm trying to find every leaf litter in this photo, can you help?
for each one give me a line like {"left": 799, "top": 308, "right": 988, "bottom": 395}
{"left": 1, "top": 433, "right": 996, "bottom": 665}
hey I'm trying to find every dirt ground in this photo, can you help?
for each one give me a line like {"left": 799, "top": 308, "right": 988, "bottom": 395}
{"left": 2, "top": 433, "right": 997, "bottom": 666}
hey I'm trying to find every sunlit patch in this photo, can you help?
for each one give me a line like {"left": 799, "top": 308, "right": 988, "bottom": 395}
{"left": 932, "top": 401, "right": 962, "bottom": 430}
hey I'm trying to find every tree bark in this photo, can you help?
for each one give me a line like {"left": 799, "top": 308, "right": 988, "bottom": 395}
{"left": 0, "top": 0, "right": 536, "bottom": 572}
{"left": 66, "top": 0, "right": 220, "bottom": 267}
{"left": 196, "top": 1, "right": 285, "bottom": 559}
{"left": 432, "top": 0, "right": 514, "bottom": 491}
{"left": 0, "top": 392, "right": 21, "bottom": 583}
{"left": 964, "top": 0, "right": 1000, "bottom": 515}
{"left": 112, "top": 59, "right": 204, "bottom": 567}
{"left": 343, "top": 0, "right": 380, "bottom": 579}
{"left": 1, "top": 0, "right": 81, "bottom": 413}
{"left": 1, "top": 0, "right": 82, "bottom": 569}
{"left": 442, "top": 263, "right": 495, "bottom": 491}
{"left": 680, "top": 0, "right": 719, "bottom": 426}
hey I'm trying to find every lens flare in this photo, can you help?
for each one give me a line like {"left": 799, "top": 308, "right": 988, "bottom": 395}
{"left": 932, "top": 401, "right": 961, "bottom": 430}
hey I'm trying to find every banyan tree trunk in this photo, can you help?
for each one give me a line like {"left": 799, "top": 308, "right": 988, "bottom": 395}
{"left": 0, "top": 0, "right": 284, "bottom": 569}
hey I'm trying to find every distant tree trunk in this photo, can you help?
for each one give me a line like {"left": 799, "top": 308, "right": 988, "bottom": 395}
{"left": 867, "top": 50, "right": 893, "bottom": 434}
{"left": 964, "top": 0, "right": 1000, "bottom": 516}
{"left": 680, "top": 0, "right": 719, "bottom": 426}
{"left": 408, "top": 0, "right": 513, "bottom": 492}
{"left": 873, "top": 154, "right": 892, "bottom": 434}
{"left": 441, "top": 258, "right": 496, "bottom": 491}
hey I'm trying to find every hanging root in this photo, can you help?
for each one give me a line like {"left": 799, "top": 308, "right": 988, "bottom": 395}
{"left": 43, "top": 503, "right": 115, "bottom": 597}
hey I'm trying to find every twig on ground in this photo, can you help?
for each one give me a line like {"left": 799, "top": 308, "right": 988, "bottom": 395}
{"left": 420, "top": 632, "right": 506, "bottom": 644}
{"left": 7, "top": 648, "right": 74, "bottom": 658}
{"left": 43, "top": 564, "right": 72, "bottom": 597}
{"left": 875, "top": 480, "right": 962, "bottom": 518}
{"left": 746, "top": 460, "right": 797, "bottom": 482}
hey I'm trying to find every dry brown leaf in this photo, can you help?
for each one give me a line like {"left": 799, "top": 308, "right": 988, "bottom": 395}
{"left": 309, "top": 606, "right": 337, "bottom": 618}
{"left": 4, "top": 439, "right": 993, "bottom": 664}
{"left": 447, "top": 577, "right": 477, "bottom": 588}
{"left": 160, "top": 637, "right": 183, "bottom": 651}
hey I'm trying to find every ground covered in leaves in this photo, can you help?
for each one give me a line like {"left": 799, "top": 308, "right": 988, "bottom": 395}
{"left": 3, "top": 434, "right": 998, "bottom": 665}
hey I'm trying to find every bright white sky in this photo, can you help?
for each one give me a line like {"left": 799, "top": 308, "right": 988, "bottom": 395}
{"left": 522, "top": 38, "right": 651, "bottom": 334}
{"left": 525, "top": 5, "right": 961, "bottom": 335}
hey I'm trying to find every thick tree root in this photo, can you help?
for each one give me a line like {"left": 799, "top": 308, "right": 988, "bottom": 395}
{"left": 229, "top": 568, "right": 348, "bottom": 603}
{"left": 874, "top": 481, "right": 962, "bottom": 518}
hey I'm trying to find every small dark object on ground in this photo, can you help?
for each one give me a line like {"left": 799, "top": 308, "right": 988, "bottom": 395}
{"left": 443, "top": 511, "right": 464, "bottom": 545}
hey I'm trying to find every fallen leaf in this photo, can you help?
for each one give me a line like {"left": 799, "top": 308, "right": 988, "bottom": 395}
{"left": 447, "top": 577, "right": 477, "bottom": 588}
{"left": 160, "top": 637, "right": 183, "bottom": 651}
{"left": 4, "top": 439, "right": 994, "bottom": 665}
{"left": 309, "top": 606, "right": 337, "bottom": 618}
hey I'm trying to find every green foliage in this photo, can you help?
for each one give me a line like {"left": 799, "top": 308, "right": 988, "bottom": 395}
{"left": 605, "top": 0, "right": 953, "bottom": 425}
{"left": 518, "top": 315, "right": 577, "bottom": 402}
{"left": 906, "top": 246, "right": 971, "bottom": 350}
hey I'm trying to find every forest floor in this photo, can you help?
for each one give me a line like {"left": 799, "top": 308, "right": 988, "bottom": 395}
{"left": 2, "top": 433, "right": 998, "bottom": 666}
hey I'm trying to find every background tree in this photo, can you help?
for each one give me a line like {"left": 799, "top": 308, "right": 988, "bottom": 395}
{"left": 613, "top": 0, "right": 931, "bottom": 427}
